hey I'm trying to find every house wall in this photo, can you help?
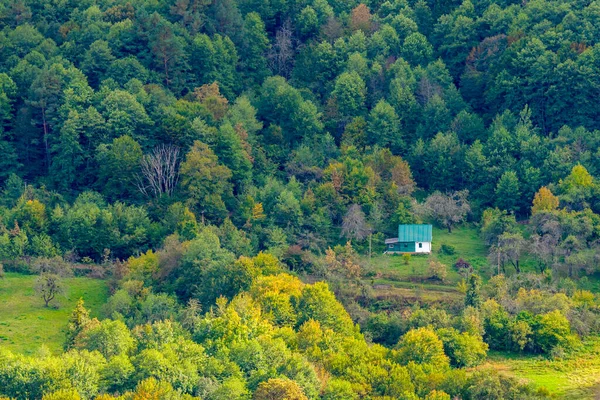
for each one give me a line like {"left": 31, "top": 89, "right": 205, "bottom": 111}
{"left": 386, "top": 242, "right": 416, "bottom": 253}
{"left": 415, "top": 242, "right": 431, "bottom": 253}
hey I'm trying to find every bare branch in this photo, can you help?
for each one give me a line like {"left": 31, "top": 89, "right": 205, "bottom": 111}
{"left": 136, "top": 144, "right": 181, "bottom": 198}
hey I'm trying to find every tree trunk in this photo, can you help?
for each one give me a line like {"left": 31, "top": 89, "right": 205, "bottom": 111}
{"left": 163, "top": 55, "right": 170, "bottom": 88}
{"left": 44, "top": 292, "right": 54, "bottom": 307}
{"left": 42, "top": 106, "right": 50, "bottom": 173}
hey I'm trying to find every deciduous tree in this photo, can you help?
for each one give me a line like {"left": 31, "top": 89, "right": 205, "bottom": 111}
{"left": 424, "top": 190, "right": 470, "bottom": 233}
{"left": 35, "top": 273, "right": 65, "bottom": 307}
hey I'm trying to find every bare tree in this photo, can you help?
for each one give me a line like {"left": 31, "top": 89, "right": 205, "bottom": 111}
{"left": 416, "top": 76, "right": 443, "bottom": 105}
{"left": 499, "top": 232, "right": 526, "bottom": 273}
{"left": 423, "top": 190, "right": 470, "bottom": 233}
{"left": 268, "top": 20, "right": 295, "bottom": 78}
{"left": 531, "top": 233, "right": 558, "bottom": 272}
{"left": 341, "top": 204, "right": 371, "bottom": 241}
{"left": 35, "top": 273, "right": 65, "bottom": 307}
{"left": 31, "top": 256, "right": 72, "bottom": 276}
{"left": 136, "top": 144, "right": 180, "bottom": 198}
{"left": 560, "top": 235, "right": 583, "bottom": 277}
{"left": 321, "top": 17, "right": 343, "bottom": 43}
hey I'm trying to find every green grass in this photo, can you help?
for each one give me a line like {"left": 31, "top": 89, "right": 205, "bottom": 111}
{"left": 483, "top": 338, "right": 600, "bottom": 399}
{"left": 364, "top": 226, "right": 488, "bottom": 285}
{"left": 357, "top": 226, "right": 490, "bottom": 305}
{"left": 0, "top": 272, "right": 109, "bottom": 355}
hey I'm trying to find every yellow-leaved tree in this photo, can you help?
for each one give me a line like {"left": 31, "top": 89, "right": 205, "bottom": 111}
{"left": 531, "top": 186, "right": 559, "bottom": 214}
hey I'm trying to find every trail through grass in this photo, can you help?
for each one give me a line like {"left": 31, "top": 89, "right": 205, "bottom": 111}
{"left": 0, "top": 272, "right": 109, "bottom": 355}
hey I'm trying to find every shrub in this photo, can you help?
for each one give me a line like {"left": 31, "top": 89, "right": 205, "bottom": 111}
{"left": 2, "top": 259, "right": 31, "bottom": 274}
{"left": 533, "top": 310, "right": 574, "bottom": 354}
{"left": 428, "top": 259, "right": 448, "bottom": 282}
{"left": 402, "top": 253, "right": 411, "bottom": 265}
{"left": 454, "top": 258, "right": 471, "bottom": 271}
{"left": 409, "top": 308, "right": 452, "bottom": 330}
{"left": 440, "top": 244, "right": 456, "bottom": 255}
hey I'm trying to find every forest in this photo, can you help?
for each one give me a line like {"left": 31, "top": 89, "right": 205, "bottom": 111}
{"left": 0, "top": 0, "right": 600, "bottom": 398}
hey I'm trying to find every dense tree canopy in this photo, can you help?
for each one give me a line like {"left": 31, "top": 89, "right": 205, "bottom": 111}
{"left": 1, "top": 0, "right": 600, "bottom": 397}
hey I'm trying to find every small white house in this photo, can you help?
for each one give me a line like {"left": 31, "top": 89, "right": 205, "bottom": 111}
{"left": 384, "top": 224, "right": 432, "bottom": 254}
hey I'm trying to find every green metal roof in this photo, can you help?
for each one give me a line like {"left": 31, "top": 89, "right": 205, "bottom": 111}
{"left": 398, "top": 224, "right": 432, "bottom": 242}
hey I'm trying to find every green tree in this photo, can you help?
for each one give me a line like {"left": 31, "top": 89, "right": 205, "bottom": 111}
{"left": 495, "top": 171, "right": 521, "bottom": 214}
{"left": 81, "top": 40, "right": 115, "bottom": 88}
{"left": 437, "top": 328, "right": 488, "bottom": 367}
{"left": 74, "top": 319, "right": 135, "bottom": 359}
{"left": 65, "top": 298, "right": 91, "bottom": 350}
{"left": 27, "top": 65, "right": 65, "bottom": 173}
{"left": 50, "top": 111, "right": 85, "bottom": 192}
{"left": 465, "top": 274, "right": 482, "bottom": 308}
{"left": 0, "top": 73, "right": 19, "bottom": 180}
{"left": 395, "top": 327, "right": 449, "bottom": 368}
{"left": 212, "top": 123, "right": 253, "bottom": 192}
{"left": 258, "top": 76, "right": 323, "bottom": 146}
{"left": 367, "top": 99, "right": 403, "bottom": 153}
{"left": 179, "top": 141, "right": 233, "bottom": 221}
{"left": 558, "top": 164, "right": 595, "bottom": 211}
{"left": 296, "top": 282, "right": 355, "bottom": 335}
{"left": 148, "top": 15, "right": 188, "bottom": 91}
{"left": 99, "top": 90, "right": 153, "bottom": 145}
{"left": 331, "top": 71, "right": 366, "bottom": 118}
{"left": 401, "top": 32, "right": 433, "bottom": 66}
{"left": 96, "top": 135, "right": 143, "bottom": 201}
{"left": 533, "top": 310, "right": 573, "bottom": 354}
{"left": 191, "top": 33, "right": 239, "bottom": 98}
{"left": 239, "top": 12, "right": 270, "bottom": 85}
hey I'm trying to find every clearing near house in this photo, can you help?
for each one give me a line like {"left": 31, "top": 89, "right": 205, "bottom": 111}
{"left": 0, "top": 273, "right": 109, "bottom": 355}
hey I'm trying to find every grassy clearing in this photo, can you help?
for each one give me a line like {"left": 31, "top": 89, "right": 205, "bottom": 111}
{"left": 359, "top": 226, "right": 488, "bottom": 304}
{"left": 363, "top": 226, "right": 487, "bottom": 291}
{"left": 482, "top": 338, "right": 600, "bottom": 399}
{"left": 0, "top": 272, "right": 109, "bottom": 355}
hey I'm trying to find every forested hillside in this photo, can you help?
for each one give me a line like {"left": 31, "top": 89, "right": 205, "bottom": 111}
{"left": 1, "top": 0, "right": 600, "bottom": 398}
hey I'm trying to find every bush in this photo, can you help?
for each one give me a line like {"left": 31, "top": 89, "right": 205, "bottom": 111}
{"left": 532, "top": 310, "right": 573, "bottom": 354}
{"left": 2, "top": 259, "right": 32, "bottom": 274}
{"left": 409, "top": 308, "right": 452, "bottom": 330}
{"left": 454, "top": 258, "right": 471, "bottom": 272}
{"left": 402, "top": 253, "right": 411, "bottom": 265}
{"left": 428, "top": 259, "right": 448, "bottom": 282}
{"left": 440, "top": 244, "right": 456, "bottom": 255}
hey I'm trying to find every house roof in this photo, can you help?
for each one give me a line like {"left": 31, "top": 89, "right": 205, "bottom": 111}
{"left": 385, "top": 238, "right": 399, "bottom": 244}
{"left": 398, "top": 224, "right": 432, "bottom": 242}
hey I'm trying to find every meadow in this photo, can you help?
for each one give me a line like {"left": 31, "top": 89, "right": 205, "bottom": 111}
{"left": 0, "top": 273, "right": 109, "bottom": 355}
{"left": 483, "top": 338, "right": 600, "bottom": 399}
